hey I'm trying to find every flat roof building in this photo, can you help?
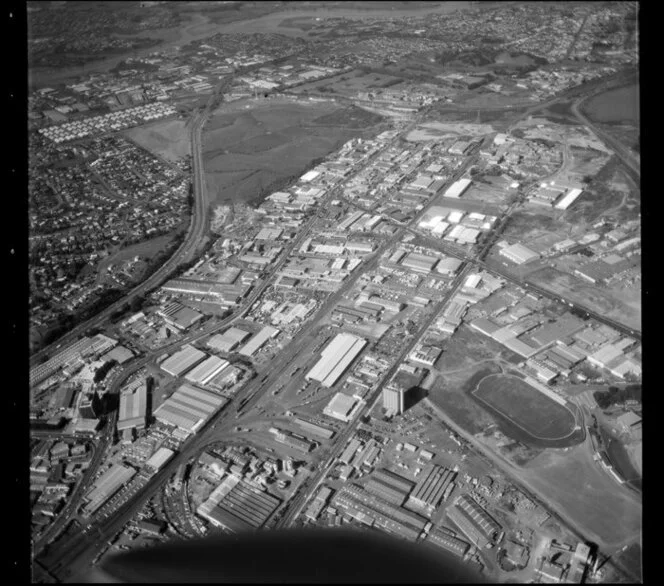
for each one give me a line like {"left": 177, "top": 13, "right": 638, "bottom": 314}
{"left": 499, "top": 243, "right": 540, "bottom": 265}
{"left": 324, "top": 393, "right": 360, "bottom": 422}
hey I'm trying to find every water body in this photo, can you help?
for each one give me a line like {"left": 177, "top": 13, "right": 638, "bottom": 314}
{"left": 29, "top": 2, "right": 473, "bottom": 88}
{"left": 494, "top": 51, "right": 536, "bottom": 67}
{"left": 583, "top": 84, "right": 640, "bottom": 125}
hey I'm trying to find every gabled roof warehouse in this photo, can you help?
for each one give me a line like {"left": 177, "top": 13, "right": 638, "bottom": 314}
{"left": 161, "top": 345, "right": 207, "bottom": 377}
{"left": 154, "top": 384, "right": 228, "bottom": 434}
{"left": 306, "top": 333, "right": 367, "bottom": 388}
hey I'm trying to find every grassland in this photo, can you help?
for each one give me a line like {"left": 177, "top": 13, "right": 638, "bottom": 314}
{"left": 202, "top": 99, "right": 382, "bottom": 206}
{"left": 473, "top": 374, "right": 578, "bottom": 441}
{"left": 517, "top": 444, "right": 642, "bottom": 548}
{"left": 124, "top": 119, "right": 191, "bottom": 163}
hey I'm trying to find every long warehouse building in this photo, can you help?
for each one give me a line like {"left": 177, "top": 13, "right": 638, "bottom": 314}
{"left": 306, "top": 333, "right": 367, "bottom": 388}
{"left": 238, "top": 326, "right": 279, "bottom": 357}
{"left": 117, "top": 384, "right": 148, "bottom": 432}
{"left": 185, "top": 355, "right": 230, "bottom": 386}
{"left": 82, "top": 463, "right": 136, "bottom": 517}
{"left": 161, "top": 345, "right": 207, "bottom": 378}
{"left": 153, "top": 383, "right": 228, "bottom": 436}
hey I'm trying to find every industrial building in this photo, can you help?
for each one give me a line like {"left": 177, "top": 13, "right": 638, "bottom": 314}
{"left": 401, "top": 252, "right": 439, "bottom": 274}
{"left": 407, "top": 465, "right": 456, "bottom": 512}
{"left": 323, "top": 393, "right": 361, "bottom": 422}
{"left": 446, "top": 494, "right": 502, "bottom": 549}
{"left": 238, "top": 326, "right": 279, "bottom": 357}
{"left": 339, "top": 438, "right": 363, "bottom": 465}
{"left": 153, "top": 383, "right": 228, "bottom": 435}
{"left": 426, "top": 529, "right": 470, "bottom": 558}
{"left": 499, "top": 243, "right": 540, "bottom": 265}
{"left": 436, "top": 257, "right": 463, "bottom": 276}
{"left": 555, "top": 188, "right": 583, "bottom": 210}
{"left": 306, "top": 333, "right": 367, "bottom": 388}
{"left": 294, "top": 417, "right": 335, "bottom": 440}
{"left": 82, "top": 463, "right": 136, "bottom": 517}
{"left": 144, "top": 447, "right": 175, "bottom": 474}
{"left": 444, "top": 178, "right": 472, "bottom": 199}
{"left": 196, "top": 474, "right": 281, "bottom": 533}
{"left": 332, "top": 484, "right": 429, "bottom": 541}
{"left": 184, "top": 355, "right": 230, "bottom": 386}
{"left": 207, "top": 328, "right": 251, "bottom": 353}
{"left": 365, "top": 469, "right": 414, "bottom": 506}
{"left": 117, "top": 384, "right": 147, "bottom": 432}
{"left": 161, "top": 345, "right": 207, "bottom": 377}
{"left": 269, "top": 428, "right": 316, "bottom": 453}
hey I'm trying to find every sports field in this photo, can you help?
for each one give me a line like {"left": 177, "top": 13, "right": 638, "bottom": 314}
{"left": 203, "top": 99, "right": 382, "bottom": 206}
{"left": 473, "top": 374, "right": 577, "bottom": 441}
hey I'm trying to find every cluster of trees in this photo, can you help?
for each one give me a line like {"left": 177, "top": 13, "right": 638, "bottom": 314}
{"left": 593, "top": 384, "right": 641, "bottom": 410}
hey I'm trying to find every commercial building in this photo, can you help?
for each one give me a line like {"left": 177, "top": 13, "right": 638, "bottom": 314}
{"left": 161, "top": 345, "right": 207, "bottom": 377}
{"left": 153, "top": 383, "right": 228, "bottom": 435}
{"left": 185, "top": 355, "right": 230, "bottom": 386}
{"left": 117, "top": 384, "right": 147, "bottom": 432}
{"left": 82, "top": 463, "right": 136, "bottom": 517}
{"left": 238, "top": 326, "right": 279, "bottom": 357}
{"left": 207, "top": 328, "right": 251, "bottom": 353}
{"left": 323, "top": 393, "right": 361, "bottom": 422}
{"left": 306, "top": 333, "right": 367, "bottom": 388}
{"left": 79, "top": 392, "right": 102, "bottom": 419}
{"left": 383, "top": 387, "right": 405, "bottom": 415}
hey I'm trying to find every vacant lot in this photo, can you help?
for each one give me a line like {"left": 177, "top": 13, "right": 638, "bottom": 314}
{"left": 124, "top": 118, "right": 191, "bottom": 163}
{"left": 528, "top": 266, "right": 641, "bottom": 331}
{"left": 473, "top": 374, "right": 578, "bottom": 441}
{"left": 518, "top": 444, "right": 642, "bottom": 549}
{"left": 203, "top": 99, "right": 381, "bottom": 206}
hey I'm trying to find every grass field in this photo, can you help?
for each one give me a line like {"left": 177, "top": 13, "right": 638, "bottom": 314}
{"left": 518, "top": 444, "right": 642, "bottom": 548}
{"left": 472, "top": 374, "right": 578, "bottom": 441}
{"left": 203, "top": 99, "right": 381, "bottom": 206}
{"left": 124, "top": 119, "right": 191, "bottom": 163}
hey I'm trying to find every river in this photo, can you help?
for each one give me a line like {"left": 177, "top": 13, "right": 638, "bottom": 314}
{"left": 29, "top": 2, "right": 473, "bottom": 89}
